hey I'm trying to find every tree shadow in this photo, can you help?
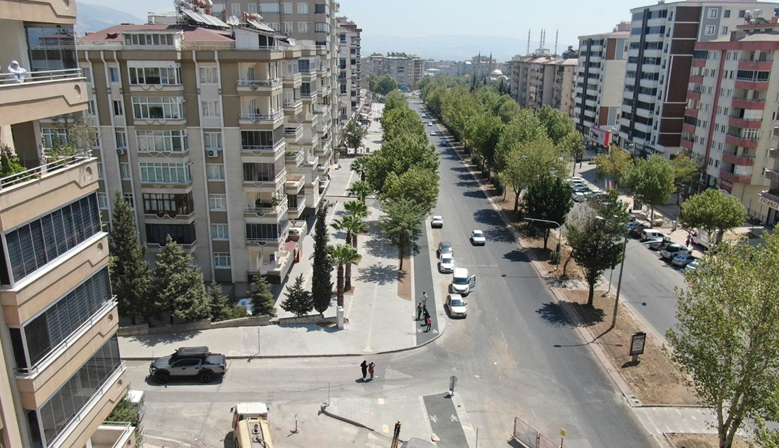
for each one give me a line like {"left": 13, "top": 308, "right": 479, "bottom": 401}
{"left": 357, "top": 262, "right": 398, "bottom": 285}
{"left": 462, "top": 190, "right": 487, "bottom": 199}
{"left": 503, "top": 249, "right": 530, "bottom": 263}
{"left": 363, "top": 233, "right": 396, "bottom": 260}
{"left": 567, "top": 302, "right": 606, "bottom": 327}
{"left": 128, "top": 330, "right": 201, "bottom": 348}
{"left": 455, "top": 180, "right": 479, "bottom": 188}
{"left": 535, "top": 302, "right": 574, "bottom": 327}
{"left": 450, "top": 166, "right": 469, "bottom": 173}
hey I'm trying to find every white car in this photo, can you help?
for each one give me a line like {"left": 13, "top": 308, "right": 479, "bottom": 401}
{"left": 428, "top": 121, "right": 433, "bottom": 126}
{"left": 660, "top": 244, "right": 691, "bottom": 260}
{"left": 471, "top": 230, "right": 486, "bottom": 245}
{"left": 430, "top": 131, "right": 437, "bottom": 136}
{"left": 439, "top": 254, "right": 455, "bottom": 273}
{"left": 431, "top": 216, "right": 443, "bottom": 228}
{"left": 446, "top": 294, "right": 468, "bottom": 318}
{"left": 236, "top": 298, "right": 253, "bottom": 316}
{"left": 684, "top": 260, "right": 699, "bottom": 273}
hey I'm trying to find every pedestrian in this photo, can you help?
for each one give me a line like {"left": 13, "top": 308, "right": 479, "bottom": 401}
{"left": 579, "top": 161, "right": 583, "bottom": 169}
{"left": 686, "top": 234, "right": 692, "bottom": 247}
{"left": 7, "top": 61, "right": 27, "bottom": 84}
{"left": 423, "top": 307, "right": 429, "bottom": 321}
{"left": 422, "top": 291, "right": 428, "bottom": 307}
{"left": 368, "top": 362, "right": 375, "bottom": 380}
{"left": 416, "top": 302, "right": 423, "bottom": 320}
{"left": 360, "top": 360, "right": 367, "bottom": 380}
{"left": 425, "top": 316, "right": 432, "bottom": 332}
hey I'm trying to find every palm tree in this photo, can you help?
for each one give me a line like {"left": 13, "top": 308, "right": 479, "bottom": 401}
{"left": 344, "top": 200, "right": 367, "bottom": 218}
{"left": 351, "top": 157, "right": 368, "bottom": 181}
{"left": 347, "top": 181, "right": 372, "bottom": 205}
{"left": 328, "top": 244, "right": 361, "bottom": 306}
{"left": 332, "top": 214, "right": 368, "bottom": 248}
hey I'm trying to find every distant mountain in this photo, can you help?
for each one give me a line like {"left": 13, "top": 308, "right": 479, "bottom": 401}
{"left": 76, "top": 2, "right": 144, "bottom": 36}
{"left": 361, "top": 34, "right": 577, "bottom": 62}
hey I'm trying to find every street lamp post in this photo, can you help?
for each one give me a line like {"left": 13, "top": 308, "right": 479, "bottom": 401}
{"left": 523, "top": 217, "right": 562, "bottom": 271}
{"left": 610, "top": 235, "right": 661, "bottom": 329}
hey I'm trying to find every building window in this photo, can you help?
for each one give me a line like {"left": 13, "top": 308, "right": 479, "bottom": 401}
{"left": 243, "top": 163, "right": 276, "bottom": 181}
{"left": 282, "top": 22, "right": 293, "bottom": 34}
{"left": 724, "top": 9, "right": 731, "bottom": 18}
{"left": 738, "top": 10, "right": 746, "bottom": 18}
{"left": 124, "top": 193, "right": 134, "bottom": 208}
{"left": 129, "top": 66, "right": 180, "bottom": 85}
{"left": 113, "top": 100, "right": 124, "bottom": 116}
{"left": 246, "top": 222, "right": 288, "bottom": 242}
{"left": 97, "top": 192, "right": 109, "bottom": 209}
{"left": 231, "top": 3, "right": 241, "bottom": 16}
{"left": 721, "top": 26, "right": 728, "bottom": 34}
{"left": 131, "top": 97, "right": 184, "bottom": 120}
{"left": 136, "top": 130, "right": 187, "bottom": 152}
{"left": 145, "top": 223, "right": 196, "bottom": 245}
{"left": 297, "top": 3, "right": 309, "bottom": 14}
{"left": 139, "top": 162, "right": 191, "bottom": 184}
{"left": 315, "top": 22, "right": 329, "bottom": 33}
{"left": 97, "top": 163, "right": 104, "bottom": 180}
{"left": 143, "top": 192, "right": 194, "bottom": 215}
{"left": 199, "top": 67, "right": 218, "bottom": 84}
{"left": 204, "top": 132, "right": 222, "bottom": 150}
{"left": 120, "top": 162, "right": 131, "bottom": 179}
{"left": 704, "top": 25, "right": 715, "bottom": 35}
{"left": 206, "top": 164, "right": 225, "bottom": 180}
{"left": 25, "top": 24, "right": 77, "bottom": 71}
{"left": 209, "top": 194, "right": 227, "bottom": 210}
{"left": 115, "top": 131, "right": 127, "bottom": 149}
{"left": 282, "top": 3, "right": 293, "bottom": 13}
{"left": 214, "top": 253, "right": 231, "bottom": 268}
{"left": 211, "top": 224, "right": 229, "bottom": 240}
{"left": 87, "top": 100, "right": 96, "bottom": 116}
{"left": 707, "top": 8, "right": 718, "bottom": 18}
{"left": 40, "top": 128, "right": 68, "bottom": 149}
{"left": 298, "top": 22, "right": 309, "bottom": 33}
{"left": 202, "top": 100, "right": 220, "bottom": 117}
{"left": 123, "top": 33, "right": 174, "bottom": 46}
{"left": 247, "top": 3, "right": 257, "bottom": 13}
{"left": 82, "top": 67, "right": 92, "bottom": 82}
{"left": 109, "top": 67, "right": 119, "bottom": 82}
{"left": 260, "top": 3, "right": 280, "bottom": 13}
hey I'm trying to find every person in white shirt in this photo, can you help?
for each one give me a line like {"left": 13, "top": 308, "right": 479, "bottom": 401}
{"left": 7, "top": 61, "right": 28, "bottom": 83}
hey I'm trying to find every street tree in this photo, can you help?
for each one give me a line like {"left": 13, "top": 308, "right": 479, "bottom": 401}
{"left": 384, "top": 90, "right": 408, "bottom": 112}
{"left": 465, "top": 112, "right": 503, "bottom": 176}
{"left": 494, "top": 109, "right": 546, "bottom": 171}
{"left": 328, "top": 243, "right": 361, "bottom": 306}
{"left": 679, "top": 189, "right": 746, "bottom": 245}
{"left": 593, "top": 146, "right": 633, "bottom": 189}
{"left": 249, "top": 274, "right": 276, "bottom": 317}
{"left": 205, "top": 281, "right": 235, "bottom": 322}
{"left": 365, "top": 132, "right": 438, "bottom": 194}
{"left": 332, "top": 214, "right": 368, "bottom": 248}
{"left": 351, "top": 157, "right": 368, "bottom": 182}
{"left": 382, "top": 167, "right": 439, "bottom": 214}
{"left": 381, "top": 107, "right": 426, "bottom": 143}
{"left": 379, "top": 197, "right": 427, "bottom": 270}
{"left": 566, "top": 205, "right": 627, "bottom": 305}
{"left": 372, "top": 74, "right": 399, "bottom": 96}
{"left": 623, "top": 154, "right": 676, "bottom": 226}
{"left": 496, "top": 97, "right": 520, "bottom": 124}
{"left": 667, "top": 233, "right": 779, "bottom": 448}
{"left": 535, "top": 105, "right": 575, "bottom": 145}
{"left": 560, "top": 132, "right": 585, "bottom": 176}
{"left": 109, "top": 190, "right": 154, "bottom": 325}
{"left": 347, "top": 180, "right": 372, "bottom": 204}
{"left": 671, "top": 150, "right": 703, "bottom": 201}
{"left": 523, "top": 175, "right": 573, "bottom": 249}
{"left": 501, "top": 135, "right": 569, "bottom": 212}
{"left": 344, "top": 200, "right": 367, "bottom": 218}
{"left": 153, "top": 235, "right": 211, "bottom": 323}
{"left": 280, "top": 274, "right": 314, "bottom": 317}
{"left": 343, "top": 119, "right": 368, "bottom": 154}
{"left": 311, "top": 203, "right": 333, "bottom": 316}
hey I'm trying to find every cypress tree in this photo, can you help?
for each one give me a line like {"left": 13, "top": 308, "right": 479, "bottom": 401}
{"left": 311, "top": 203, "right": 333, "bottom": 316}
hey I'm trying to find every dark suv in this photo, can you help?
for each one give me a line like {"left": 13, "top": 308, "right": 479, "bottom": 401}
{"left": 149, "top": 346, "right": 227, "bottom": 384}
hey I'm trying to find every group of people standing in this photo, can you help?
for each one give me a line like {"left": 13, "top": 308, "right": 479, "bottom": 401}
{"left": 360, "top": 360, "right": 375, "bottom": 381}
{"left": 416, "top": 292, "right": 432, "bottom": 332}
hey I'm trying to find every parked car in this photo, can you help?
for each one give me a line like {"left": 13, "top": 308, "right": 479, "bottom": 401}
{"left": 566, "top": 177, "right": 586, "bottom": 185}
{"left": 439, "top": 254, "right": 455, "bottom": 273}
{"left": 431, "top": 215, "right": 444, "bottom": 228}
{"left": 149, "top": 347, "right": 227, "bottom": 384}
{"left": 661, "top": 243, "right": 691, "bottom": 260}
{"left": 428, "top": 121, "right": 433, "bottom": 126}
{"left": 430, "top": 131, "right": 437, "bottom": 136}
{"left": 629, "top": 224, "right": 647, "bottom": 239}
{"left": 647, "top": 236, "right": 672, "bottom": 250}
{"left": 440, "top": 139, "right": 449, "bottom": 146}
{"left": 672, "top": 253, "right": 698, "bottom": 268}
{"left": 471, "top": 230, "right": 486, "bottom": 245}
{"left": 684, "top": 260, "right": 699, "bottom": 273}
{"left": 641, "top": 229, "right": 667, "bottom": 242}
{"left": 572, "top": 192, "right": 587, "bottom": 202}
{"left": 445, "top": 294, "right": 468, "bottom": 318}
{"left": 236, "top": 298, "right": 253, "bottom": 316}
{"left": 627, "top": 221, "right": 641, "bottom": 230}
{"left": 438, "top": 241, "right": 453, "bottom": 257}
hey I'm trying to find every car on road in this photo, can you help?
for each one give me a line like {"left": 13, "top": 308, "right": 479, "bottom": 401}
{"left": 684, "top": 259, "right": 699, "bottom": 273}
{"left": 647, "top": 235, "right": 672, "bottom": 250}
{"left": 428, "top": 121, "right": 433, "bottom": 126}
{"left": 471, "top": 230, "right": 486, "bottom": 245}
{"left": 439, "top": 254, "right": 455, "bottom": 273}
{"left": 440, "top": 139, "right": 449, "bottom": 146}
{"left": 641, "top": 229, "right": 667, "bottom": 242}
{"left": 445, "top": 294, "right": 468, "bottom": 318}
{"left": 629, "top": 224, "right": 647, "bottom": 239}
{"left": 671, "top": 253, "right": 698, "bottom": 268}
{"left": 438, "top": 240, "right": 453, "bottom": 258}
{"left": 149, "top": 346, "right": 227, "bottom": 384}
{"left": 566, "top": 177, "right": 586, "bottom": 185}
{"left": 660, "top": 243, "right": 691, "bottom": 260}
{"left": 431, "top": 216, "right": 444, "bottom": 228}
{"left": 430, "top": 131, "right": 437, "bottom": 136}
{"left": 236, "top": 298, "right": 253, "bottom": 316}
{"left": 572, "top": 192, "right": 587, "bottom": 202}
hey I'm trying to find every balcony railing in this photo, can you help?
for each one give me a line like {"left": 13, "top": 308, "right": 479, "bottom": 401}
{"left": 245, "top": 197, "right": 288, "bottom": 216}
{"left": 0, "top": 154, "right": 90, "bottom": 191}
{"left": 0, "top": 68, "right": 83, "bottom": 86}
{"left": 237, "top": 78, "right": 282, "bottom": 88}
{"left": 247, "top": 221, "right": 290, "bottom": 245}
{"left": 285, "top": 125, "right": 303, "bottom": 139}
{"left": 239, "top": 110, "right": 284, "bottom": 122}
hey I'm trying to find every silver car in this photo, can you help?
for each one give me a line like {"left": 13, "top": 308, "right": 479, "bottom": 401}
{"left": 446, "top": 294, "right": 468, "bottom": 318}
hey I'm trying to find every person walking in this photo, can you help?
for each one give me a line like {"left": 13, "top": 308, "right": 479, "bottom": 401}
{"left": 423, "top": 307, "right": 430, "bottom": 321}
{"left": 425, "top": 316, "right": 432, "bottom": 332}
{"left": 360, "top": 360, "right": 368, "bottom": 380}
{"left": 422, "top": 291, "right": 428, "bottom": 307}
{"left": 416, "top": 302, "right": 423, "bottom": 320}
{"left": 368, "top": 362, "right": 375, "bottom": 380}
{"left": 686, "top": 234, "right": 692, "bottom": 247}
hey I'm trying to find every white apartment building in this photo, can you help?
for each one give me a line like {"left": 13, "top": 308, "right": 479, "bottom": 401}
{"left": 336, "top": 16, "right": 363, "bottom": 122}
{"left": 508, "top": 49, "right": 578, "bottom": 114}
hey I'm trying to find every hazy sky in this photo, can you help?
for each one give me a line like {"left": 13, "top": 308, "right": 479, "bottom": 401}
{"left": 85, "top": 0, "right": 651, "bottom": 53}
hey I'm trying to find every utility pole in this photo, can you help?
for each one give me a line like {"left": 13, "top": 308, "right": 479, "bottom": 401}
{"left": 390, "top": 421, "right": 401, "bottom": 448}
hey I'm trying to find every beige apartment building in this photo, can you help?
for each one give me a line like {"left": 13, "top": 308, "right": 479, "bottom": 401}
{"left": 366, "top": 53, "right": 425, "bottom": 89}
{"left": 78, "top": 7, "right": 335, "bottom": 295}
{"left": 508, "top": 49, "right": 579, "bottom": 115}
{"left": 336, "top": 16, "right": 363, "bottom": 121}
{"left": 0, "top": 1, "right": 131, "bottom": 448}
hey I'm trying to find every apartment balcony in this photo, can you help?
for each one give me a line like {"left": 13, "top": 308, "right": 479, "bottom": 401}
{"left": 286, "top": 174, "right": 305, "bottom": 193}
{"left": 689, "top": 75, "right": 704, "bottom": 84}
{"left": 0, "top": 0, "right": 76, "bottom": 24}
{"left": 239, "top": 110, "right": 284, "bottom": 126}
{"left": 720, "top": 168, "right": 752, "bottom": 184}
{"left": 770, "top": 148, "right": 779, "bottom": 160}
{"left": 738, "top": 59, "right": 773, "bottom": 71}
{"left": 285, "top": 124, "right": 303, "bottom": 143}
{"left": 0, "top": 156, "right": 98, "bottom": 234}
{"left": 722, "top": 152, "right": 755, "bottom": 166}
{"left": 92, "top": 423, "right": 135, "bottom": 448}
{"left": 725, "top": 133, "right": 759, "bottom": 148}
{"left": 692, "top": 58, "right": 706, "bottom": 68}
{"left": 245, "top": 197, "right": 289, "bottom": 219}
{"left": 765, "top": 169, "right": 779, "bottom": 182}
{"left": 681, "top": 137, "right": 694, "bottom": 150}
{"left": 760, "top": 189, "right": 779, "bottom": 209}
{"left": 241, "top": 139, "right": 285, "bottom": 160}
{"left": 682, "top": 123, "right": 697, "bottom": 134}
{"left": 143, "top": 209, "right": 196, "bottom": 225}
{"left": 316, "top": 140, "right": 332, "bottom": 158}
{"left": 728, "top": 116, "right": 762, "bottom": 129}
{"left": 0, "top": 69, "right": 87, "bottom": 126}
{"left": 285, "top": 149, "right": 304, "bottom": 166}
{"left": 237, "top": 78, "right": 283, "bottom": 94}
{"left": 243, "top": 168, "right": 288, "bottom": 193}
{"left": 284, "top": 98, "right": 303, "bottom": 114}
{"left": 735, "top": 79, "right": 769, "bottom": 91}
{"left": 288, "top": 197, "right": 307, "bottom": 220}
{"left": 687, "top": 90, "right": 701, "bottom": 101}
{"left": 128, "top": 83, "right": 184, "bottom": 94}
{"left": 246, "top": 220, "right": 290, "bottom": 246}
{"left": 685, "top": 107, "right": 699, "bottom": 118}
{"left": 283, "top": 72, "right": 302, "bottom": 86}
{"left": 301, "top": 91, "right": 318, "bottom": 102}
{"left": 732, "top": 97, "right": 766, "bottom": 110}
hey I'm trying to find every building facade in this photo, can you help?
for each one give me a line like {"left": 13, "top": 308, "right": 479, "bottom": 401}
{"left": 684, "top": 17, "right": 779, "bottom": 223}
{"left": 366, "top": 53, "right": 425, "bottom": 89}
{"left": 78, "top": 10, "right": 335, "bottom": 295}
{"left": 618, "top": 0, "right": 778, "bottom": 158}
{"left": 0, "top": 1, "right": 131, "bottom": 447}
{"left": 336, "top": 16, "right": 362, "bottom": 122}
{"left": 574, "top": 24, "right": 630, "bottom": 150}
{"left": 508, "top": 49, "right": 578, "bottom": 114}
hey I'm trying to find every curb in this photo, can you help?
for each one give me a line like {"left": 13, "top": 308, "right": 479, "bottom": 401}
{"left": 319, "top": 402, "right": 406, "bottom": 444}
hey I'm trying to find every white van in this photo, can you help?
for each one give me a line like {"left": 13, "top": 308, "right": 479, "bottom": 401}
{"left": 450, "top": 268, "right": 476, "bottom": 296}
{"left": 125, "top": 390, "right": 146, "bottom": 424}
{"left": 641, "top": 229, "right": 667, "bottom": 242}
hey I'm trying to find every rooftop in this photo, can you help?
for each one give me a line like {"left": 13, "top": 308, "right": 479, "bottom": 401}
{"left": 79, "top": 24, "right": 233, "bottom": 43}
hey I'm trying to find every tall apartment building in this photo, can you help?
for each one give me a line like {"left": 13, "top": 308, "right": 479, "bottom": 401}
{"left": 78, "top": 9, "right": 335, "bottom": 295}
{"left": 574, "top": 23, "right": 630, "bottom": 149}
{"left": 508, "top": 49, "right": 578, "bottom": 114}
{"left": 0, "top": 1, "right": 130, "bottom": 447}
{"left": 683, "top": 16, "right": 779, "bottom": 223}
{"left": 618, "top": 0, "right": 778, "bottom": 158}
{"left": 336, "top": 16, "right": 362, "bottom": 121}
{"left": 366, "top": 53, "right": 425, "bottom": 89}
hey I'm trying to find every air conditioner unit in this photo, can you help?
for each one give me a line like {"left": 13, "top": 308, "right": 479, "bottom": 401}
{"left": 207, "top": 149, "right": 219, "bottom": 157}
{"left": 116, "top": 148, "right": 126, "bottom": 155}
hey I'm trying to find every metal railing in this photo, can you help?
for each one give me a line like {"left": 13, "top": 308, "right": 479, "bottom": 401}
{"left": 239, "top": 110, "right": 284, "bottom": 122}
{"left": 0, "top": 68, "right": 83, "bottom": 86}
{"left": 237, "top": 78, "right": 282, "bottom": 88}
{"left": 0, "top": 154, "right": 91, "bottom": 191}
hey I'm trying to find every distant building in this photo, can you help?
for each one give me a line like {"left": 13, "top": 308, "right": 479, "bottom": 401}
{"left": 366, "top": 52, "right": 425, "bottom": 89}
{"left": 337, "top": 16, "right": 364, "bottom": 122}
{"left": 508, "top": 47, "right": 578, "bottom": 115}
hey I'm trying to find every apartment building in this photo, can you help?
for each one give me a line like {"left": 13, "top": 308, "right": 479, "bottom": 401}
{"left": 78, "top": 9, "right": 334, "bottom": 295}
{"left": 336, "top": 16, "right": 362, "bottom": 121}
{"left": 0, "top": 1, "right": 130, "bottom": 447}
{"left": 683, "top": 16, "right": 779, "bottom": 223}
{"left": 574, "top": 23, "right": 630, "bottom": 150}
{"left": 366, "top": 53, "right": 425, "bottom": 89}
{"left": 618, "top": 0, "right": 778, "bottom": 158}
{"left": 508, "top": 49, "right": 578, "bottom": 114}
